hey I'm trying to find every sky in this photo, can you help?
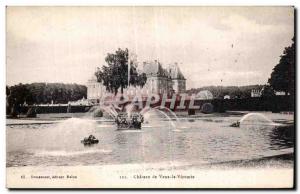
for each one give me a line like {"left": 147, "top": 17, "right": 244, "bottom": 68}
{"left": 6, "top": 6, "right": 294, "bottom": 89}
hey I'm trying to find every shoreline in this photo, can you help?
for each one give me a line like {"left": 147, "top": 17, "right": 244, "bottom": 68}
{"left": 6, "top": 111, "right": 295, "bottom": 126}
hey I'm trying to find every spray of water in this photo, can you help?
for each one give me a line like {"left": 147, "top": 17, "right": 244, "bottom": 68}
{"left": 36, "top": 118, "right": 98, "bottom": 153}
{"left": 103, "top": 105, "right": 118, "bottom": 119}
{"left": 87, "top": 101, "right": 181, "bottom": 131}
{"left": 87, "top": 104, "right": 118, "bottom": 120}
{"left": 235, "top": 113, "right": 275, "bottom": 126}
{"left": 124, "top": 104, "right": 135, "bottom": 118}
{"left": 140, "top": 106, "right": 178, "bottom": 130}
{"left": 239, "top": 113, "right": 273, "bottom": 124}
{"left": 154, "top": 106, "right": 179, "bottom": 121}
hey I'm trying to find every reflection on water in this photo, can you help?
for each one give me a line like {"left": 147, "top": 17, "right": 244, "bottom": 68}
{"left": 270, "top": 125, "right": 294, "bottom": 149}
{"left": 6, "top": 113, "right": 294, "bottom": 167}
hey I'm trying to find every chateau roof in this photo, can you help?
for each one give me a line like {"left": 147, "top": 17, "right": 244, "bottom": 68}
{"left": 142, "top": 60, "right": 171, "bottom": 78}
{"left": 168, "top": 63, "right": 185, "bottom": 80}
{"left": 142, "top": 60, "right": 185, "bottom": 80}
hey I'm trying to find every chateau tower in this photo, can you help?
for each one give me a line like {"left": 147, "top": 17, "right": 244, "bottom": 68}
{"left": 168, "top": 63, "right": 186, "bottom": 94}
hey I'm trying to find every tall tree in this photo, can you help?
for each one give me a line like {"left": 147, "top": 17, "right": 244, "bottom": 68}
{"left": 261, "top": 85, "right": 275, "bottom": 98}
{"left": 268, "top": 37, "right": 295, "bottom": 96}
{"left": 95, "top": 48, "right": 147, "bottom": 95}
{"left": 129, "top": 64, "right": 147, "bottom": 88}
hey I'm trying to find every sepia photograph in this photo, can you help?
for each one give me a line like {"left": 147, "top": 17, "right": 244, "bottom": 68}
{"left": 6, "top": 6, "right": 295, "bottom": 188}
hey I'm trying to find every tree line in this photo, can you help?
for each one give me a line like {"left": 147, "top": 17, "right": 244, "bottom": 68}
{"left": 6, "top": 83, "right": 87, "bottom": 116}
{"left": 187, "top": 85, "right": 264, "bottom": 99}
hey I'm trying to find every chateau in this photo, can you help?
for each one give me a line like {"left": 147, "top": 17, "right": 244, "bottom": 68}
{"left": 87, "top": 60, "right": 186, "bottom": 102}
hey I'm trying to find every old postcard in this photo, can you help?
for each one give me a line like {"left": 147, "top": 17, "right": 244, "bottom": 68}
{"left": 6, "top": 6, "right": 295, "bottom": 188}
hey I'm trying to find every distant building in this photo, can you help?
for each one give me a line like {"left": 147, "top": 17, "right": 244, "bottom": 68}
{"left": 251, "top": 89, "right": 262, "bottom": 98}
{"left": 86, "top": 60, "right": 186, "bottom": 102}
{"left": 86, "top": 75, "right": 106, "bottom": 103}
{"left": 275, "top": 91, "right": 287, "bottom": 96}
{"left": 136, "top": 60, "right": 186, "bottom": 95}
{"left": 168, "top": 63, "right": 186, "bottom": 94}
{"left": 251, "top": 86, "right": 288, "bottom": 98}
{"left": 224, "top": 95, "right": 230, "bottom": 99}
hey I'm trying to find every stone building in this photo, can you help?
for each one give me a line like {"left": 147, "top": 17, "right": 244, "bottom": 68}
{"left": 168, "top": 63, "right": 186, "bottom": 93}
{"left": 140, "top": 60, "right": 173, "bottom": 95}
{"left": 86, "top": 75, "right": 106, "bottom": 103}
{"left": 87, "top": 60, "right": 186, "bottom": 101}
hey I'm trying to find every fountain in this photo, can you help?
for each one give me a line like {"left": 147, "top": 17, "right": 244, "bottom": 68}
{"left": 88, "top": 102, "right": 144, "bottom": 130}
{"left": 86, "top": 93, "right": 181, "bottom": 131}
{"left": 115, "top": 112, "right": 144, "bottom": 130}
{"left": 95, "top": 103, "right": 179, "bottom": 130}
{"left": 81, "top": 135, "right": 99, "bottom": 145}
{"left": 139, "top": 106, "right": 179, "bottom": 130}
{"left": 230, "top": 113, "right": 274, "bottom": 128}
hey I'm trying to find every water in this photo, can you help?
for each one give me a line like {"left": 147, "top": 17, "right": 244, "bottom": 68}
{"left": 6, "top": 112, "right": 294, "bottom": 167}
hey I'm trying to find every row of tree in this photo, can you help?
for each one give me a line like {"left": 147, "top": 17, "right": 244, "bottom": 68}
{"left": 187, "top": 85, "right": 265, "bottom": 99}
{"left": 6, "top": 83, "right": 87, "bottom": 116}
